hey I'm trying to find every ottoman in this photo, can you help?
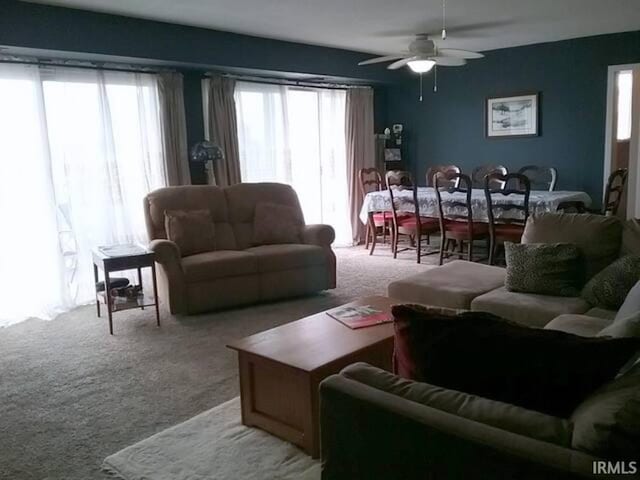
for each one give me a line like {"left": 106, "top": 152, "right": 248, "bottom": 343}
{"left": 387, "top": 260, "right": 506, "bottom": 310}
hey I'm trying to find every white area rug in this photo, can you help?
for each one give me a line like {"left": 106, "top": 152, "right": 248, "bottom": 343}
{"left": 103, "top": 398, "right": 320, "bottom": 480}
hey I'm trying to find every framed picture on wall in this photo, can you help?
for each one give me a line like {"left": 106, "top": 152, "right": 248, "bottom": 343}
{"left": 486, "top": 93, "right": 539, "bottom": 138}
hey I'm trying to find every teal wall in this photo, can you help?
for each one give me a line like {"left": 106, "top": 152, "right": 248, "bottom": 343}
{"left": 386, "top": 30, "right": 640, "bottom": 204}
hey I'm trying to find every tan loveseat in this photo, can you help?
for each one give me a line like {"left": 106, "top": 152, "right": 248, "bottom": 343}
{"left": 143, "top": 183, "right": 336, "bottom": 314}
{"left": 388, "top": 213, "right": 640, "bottom": 330}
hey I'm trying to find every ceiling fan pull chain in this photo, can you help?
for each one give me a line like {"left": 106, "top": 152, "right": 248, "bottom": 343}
{"left": 442, "top": 0, "right": 447, "bottom": 40}
{"left": 419, "top": 72, "right": 424, "bottom": 102}
{"left": 434, "top": 65, "right": 438, "bottom": 93}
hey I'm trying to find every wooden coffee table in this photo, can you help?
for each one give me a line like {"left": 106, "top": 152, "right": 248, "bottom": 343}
{"left": 227, "top": 296, "right": 398, "bottom": 458}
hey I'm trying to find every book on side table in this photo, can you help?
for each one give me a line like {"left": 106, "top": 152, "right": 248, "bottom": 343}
{"left": 327, "top": 304, "right": 393, "bottom": 329}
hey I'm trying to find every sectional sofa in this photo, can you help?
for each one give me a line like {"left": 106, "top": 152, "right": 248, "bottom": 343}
{"left": 387, "top": 213, "right": 640, "bottom": 331}
{"left": 320, "top": 213, "right": 640, "bottom": 479}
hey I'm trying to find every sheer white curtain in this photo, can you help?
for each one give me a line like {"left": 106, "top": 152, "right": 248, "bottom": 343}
{"left": 234, "top": 82, "right": 352, "bottom": 246}
{"left": 0, "top": 64, "right": 167, "bottom": 326}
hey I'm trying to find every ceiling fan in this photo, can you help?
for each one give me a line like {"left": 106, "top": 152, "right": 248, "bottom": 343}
{"left": 358, "top": 34, "right": 483, "bottom": 73}
{"left": 357, "top": 0, "right": 484, "bottom": 75}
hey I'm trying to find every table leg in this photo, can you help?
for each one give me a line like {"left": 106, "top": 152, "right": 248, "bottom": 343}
{"left": 151, "top": 262, "right": 160, "bottom": 327}
{"left": 137, "top": 267, "right": 144, "bottom": 310}
{"left": 93, "top": 263, "right": 101, "bottom": 318}
{"left": 105, "top": 270, "right": 113, "bottom": 335}
{"left": 368, "top": 212, "right": 377, "bottom": 256}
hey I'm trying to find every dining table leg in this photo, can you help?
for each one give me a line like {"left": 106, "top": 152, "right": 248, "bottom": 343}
{"left": 368, "top": 212, "right": 378, "bottom": 255}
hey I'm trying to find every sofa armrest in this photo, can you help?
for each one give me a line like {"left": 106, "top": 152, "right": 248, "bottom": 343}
{"left": 149, "top": 239, "right": 182, "bottom": 268}
{"left": 148, "top": 239, "right": 187, "bottom": 314}
{"left": 302, "top": 224, "right": 335, "bottom": 247}
{"left": 320, "top": 374, "right": 600, "bottom": 480}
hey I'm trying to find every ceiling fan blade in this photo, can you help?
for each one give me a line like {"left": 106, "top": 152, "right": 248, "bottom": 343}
{"left": 438, "top": 48, "right": 484, "bottom": 59}
{"left": 388, "top": 56, "right": 418, "bottom": 70}
{"left": 432, "top": 56, "right": 467, "bottom": 66}
{"left": 358, "top": 55, "right": 406, "bottom": 66}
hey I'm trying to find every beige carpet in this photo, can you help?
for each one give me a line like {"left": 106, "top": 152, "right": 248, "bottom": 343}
{"left": 103, "top": 397, "right": 320, "bottom": 480}
{"left": 0, "top": 246, "right": 436, "bottom": 479}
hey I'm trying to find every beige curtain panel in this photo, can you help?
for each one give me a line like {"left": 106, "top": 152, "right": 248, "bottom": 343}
{"left": 346, "top": 87, "right": 375, "bottom": 245}
{"left": 202, "top": 76, "right": 242, "bottom": 186}
{"left": 157, "top": 72, "right": 191, "bottom": 185}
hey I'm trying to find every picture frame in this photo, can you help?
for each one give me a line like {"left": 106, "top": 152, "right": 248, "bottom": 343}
{"left": 486, "top": 93, "right": 539, "bottom": 138}
{"left": 384, "top": 148, "right": 402, "bottom": 162}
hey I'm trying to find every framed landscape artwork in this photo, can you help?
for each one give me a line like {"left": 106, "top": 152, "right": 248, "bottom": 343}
{"left": 486, "top": 93, "right": 539, "bottom": 138}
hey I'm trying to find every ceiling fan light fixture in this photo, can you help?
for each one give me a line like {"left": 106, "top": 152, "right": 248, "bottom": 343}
{"left": 407, "top": 59, "right": 436, "bottom": 73}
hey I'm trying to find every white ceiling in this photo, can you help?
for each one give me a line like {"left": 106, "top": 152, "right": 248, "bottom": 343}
{"left": 24, "top": 0, "right": 640, "bottom": 54}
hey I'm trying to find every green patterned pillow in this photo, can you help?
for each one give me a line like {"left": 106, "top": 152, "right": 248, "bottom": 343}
{"left": 505, "top": 242, "right": 584, "bottom": 297}
{"left": 581, "top": 256, "right": 640, "bottom": 310}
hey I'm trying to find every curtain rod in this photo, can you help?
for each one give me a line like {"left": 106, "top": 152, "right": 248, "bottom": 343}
{"left": 208, "top": 72, "right": 372, "bottom": 90}
{"left": 0, "top": 56, "right": 174, "bottom": 75}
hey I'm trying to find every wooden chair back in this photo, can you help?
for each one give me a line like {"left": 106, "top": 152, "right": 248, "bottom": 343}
{"left": 485, "top": 173, "right": 531, "bottom": 228}
{"left": 472, "top": 165, "right": 508, "bottom": 189}
{"left": 426, "top": 165, "right": 461, "bottom": 187}
{"left": 387, "top": 181, "right": 420, "bottom": 230}
{"left": 385, "top": 169, "right": 414, "bottom": 189}
{"left": 434, "top": 172, "right": 474, "bottom": 233}
{"left": 517, "top": 165, "right": 558, "bottom": 191}
{"left": 603, "top": 168, "right": 628, "bottom": 216}
{"left": 358, "top": 168, "right": 383, "bottom": 197}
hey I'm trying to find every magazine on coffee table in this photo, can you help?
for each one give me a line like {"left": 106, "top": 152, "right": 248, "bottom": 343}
{"left": 98, "top": 244, "right": 147, "bottom": 257}
{"left": 327, "top": 305, "right": 392, "bottom": 329}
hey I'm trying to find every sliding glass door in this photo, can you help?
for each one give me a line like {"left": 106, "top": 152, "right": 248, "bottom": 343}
{"left": 0, "top": 64, "right": 167, "bottom": 325}
{"left": 235, "top": 82, "right": 351, "bottom": 245}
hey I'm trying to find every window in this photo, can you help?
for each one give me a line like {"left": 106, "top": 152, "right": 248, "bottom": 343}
{"left": 234, "top": 82, "right": 352, "bottom": 245}
{"left": 0, "top": 64, "right": 167, "bottom": 325}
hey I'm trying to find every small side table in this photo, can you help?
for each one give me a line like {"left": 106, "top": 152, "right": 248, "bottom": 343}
{"left": 92, "top": 247, "right": 160, "bottom": 335}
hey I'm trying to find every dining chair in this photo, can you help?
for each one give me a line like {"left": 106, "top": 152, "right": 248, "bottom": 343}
{"left": 426, "top": 165, "right": 461, "bottom": 187}
{"left": 517, "top": 165, "right": 558, "bottom": 191}
{"left": 359, "top": 167, "right": 391, "bottom": 254}
{"left": 388, "top": 183, "right": 439, "bottom": 263}
{"left": 485, "top": 173, "right": 531, "bottom": 265}
{"left": 603, "top": 168, "right": 629, "bottom": 215}
{"left": 556, "top": 168, "right": 628, "bottom": 216}
{"left": 434, "top": 172, "right": 489, "bottom": 265}
{"left": 385, "top": 169, "right": 414, "bottom": 188}
{"left": 472, "top": 165, "right": 508, "bottom": 190}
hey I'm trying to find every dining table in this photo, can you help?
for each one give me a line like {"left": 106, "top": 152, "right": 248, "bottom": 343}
{"left": 359, "top": 187, "right": 592, "bottom": 224}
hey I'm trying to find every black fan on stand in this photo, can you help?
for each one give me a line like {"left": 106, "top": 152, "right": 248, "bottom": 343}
{"left": 190, "top": 141, "right": 224, "bottom": 185}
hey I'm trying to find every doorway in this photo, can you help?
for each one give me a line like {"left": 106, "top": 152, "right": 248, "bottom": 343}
{"left": 605, "top": 64, "right": 640, "bottom": 218}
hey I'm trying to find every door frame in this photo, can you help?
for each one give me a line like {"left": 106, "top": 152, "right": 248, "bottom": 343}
{"left": 604, "top": 63, "right": 640, "bottom": 218}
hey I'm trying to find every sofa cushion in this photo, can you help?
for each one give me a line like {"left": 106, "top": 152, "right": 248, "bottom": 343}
{"left": 340, "top": 362, "right": 573, "bottom": 447}
{"left": 544, "top": 314, "right": 613, "bottom": 337}
{"left": 392, "top": 304, "right": 640, "bottom": 418}
{"left": 585, "top": 307, "right": 618, "bottom": 320}
{"left": 521, "top": 213, "right": 622, "bottom": 280}
{"left": 145, "top": 185, "right": 237, "bottom": 250}
{"left": 598, "top": 311, "right": 640, "bottom": 339}
{"left": 253, "top": 202, "right": 304, "bottom": 245}
{"left": 471, "top": 287, "right": 590, "bottom": 327}
{"left": 570, "top": 363, "right": 640, "bottom": 460}
{"left": 182, "top": 250, "right": 258, "bottom": 282}
{"left": 387, "top": 260, "right": 505, "bottom": 309}
{"left": 504, "top": 242, "right": 584, "bottom": 297}
{"left": 581, "top": 255, "right": 640, "bottom": 310}
{"left": 621, "top": 218, "right": 640, "bottom": 256}
{"left": 616, "top": 280, "right": 640, "bottom": 321}
{"left": 225, "top": 183, "right": 304, "bottom": 249}
{"left": 245, "top": 244, "right": 325, "bottom": 272}
{"left": 164, "top": 209, "right": 216, "bottom": 257}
